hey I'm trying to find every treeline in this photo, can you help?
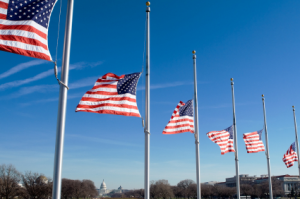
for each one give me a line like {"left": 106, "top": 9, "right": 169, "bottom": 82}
{"left": 0, "top": 164, "right": 98, "bottom": 199}
{"left": 112, "top": 178, "right": 286, "bottom": 199}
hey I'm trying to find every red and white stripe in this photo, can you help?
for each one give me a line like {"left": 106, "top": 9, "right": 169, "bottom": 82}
{"left": 162, "top": 101, "right": 194, "bottom": 134}
{"left": 76, "top": 73, "right": 141, "bottom": 117}
{"left": 283, "top": 145, "right": 298, "bottom": 168}
{"left": 207, "top": 130, "right": 235, "bottom": 155}
{"left": 0, "top": 0, "right": 54, "bottom": 60}
{"left": 243, "top": 132, "right": 265, "bottom": 153}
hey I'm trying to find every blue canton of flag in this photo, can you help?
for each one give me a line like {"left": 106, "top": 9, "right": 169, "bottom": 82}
{"left": 179, "top": 99, "right": 193, "bottom": 117}
{"left": 117, "top": 73, "right": 140, "bottom": 95}
{"left": 225, "top": 125, "right": 234, "bottom": 139}
{"left": 0, "top": 0, "right": 57, "bottom": 60}
{"left": 7, "top": 0, "right": 56, "bottom": 28}
{"left": 257, "top": 129, "right": 263, "bottom": 140}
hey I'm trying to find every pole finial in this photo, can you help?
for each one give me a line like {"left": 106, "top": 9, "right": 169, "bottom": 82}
{"left": 293, "top": 105, "right": 295, "bottom": 109}
{"left": 146, "top": 1, "right": 150, "bottom": 6}
{"left": 192, "top": 50, "right": 196, "bottom": 54}
{"left": 262, "top": 94, "right": 264, "bottom": 97}
{"left": 230, "top": 78, "right": 233, "bottom": 81}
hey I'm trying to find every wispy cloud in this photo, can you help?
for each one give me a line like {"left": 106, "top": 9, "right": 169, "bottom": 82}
{"left": 69, "top": 76, "right": 99, "bottom": 89}
{"left": 137, "top": 81, "right": 194, "bottom": 90}
{"left": 67, "top": 134, "right": 141, "bottom": 147}
{"left": 0, "top": 60, "right": 48, "bottom": 80}
{"left": 0, "top": 69, "right": 56, "bottom": 90}
{"left": 19, "top": 93, "right": 82, "bottom": 106}
{"left": 0, "top": 61, "right": 103, "bottom": 91}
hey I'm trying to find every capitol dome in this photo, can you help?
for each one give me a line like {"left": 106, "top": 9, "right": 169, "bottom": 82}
{"left": 100, "top": 179, "right": 107, "bottom": 190}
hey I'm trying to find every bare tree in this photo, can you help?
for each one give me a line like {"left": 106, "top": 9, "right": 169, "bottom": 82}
{"left": 261, "top": 177, "right": 284, "bottom": 198}
{"left": 201, "top": 184, "right": 213, "bottom": 198}
{"left": 153, "top": 180, "right": 174, "bottom": 199}
{"left": 0, "top": 164, "right": 21, "bottom": 199}
{"left": 177, "top": 179, "right": 196, "bottom": 198}
{"left": 21, "top": 171, "right": 52, "bottom": 199}
{"left": 241, "top": 184, "right": 253, "bottom": 199}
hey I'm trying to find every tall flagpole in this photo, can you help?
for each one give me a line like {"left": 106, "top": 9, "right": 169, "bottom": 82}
{"left": 144, "top": 2, "right": 150, "bottom": 199}
{"left": 292, "top": 106, "right": 300, "bottom": 177}
{"left": 51, "top": 0, "right": 74, "bottom": 199}
{"left": 230, "top": 78, "right": 240, "bottom": 199}
{"left": 192, "top": 51, "right": 201, "bottom": 199}
{"left": 262, "top": 95, "right": 273, "bottom": 199}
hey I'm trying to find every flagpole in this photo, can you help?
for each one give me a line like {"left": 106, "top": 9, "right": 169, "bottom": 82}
{"left": 51, "top": 1, "right": 74, "bottom": 199}
{"left": 262, "top": 95, "right": 273, "bottom": 199}
{"left": 144, "top": 2, "right": 150, "bottom": 199}
{"left": 230, "top": 78, "right": 240, "bottom": 199}
{"left": 292, "top": 106, "right": 300, "bottom": 177}
{"left": 192, "top": 51, "right": 201, "bottom": 199}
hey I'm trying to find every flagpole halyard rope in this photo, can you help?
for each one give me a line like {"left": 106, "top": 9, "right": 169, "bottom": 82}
{"left": 53, "top": 0, "right": 69, "bottom": 90}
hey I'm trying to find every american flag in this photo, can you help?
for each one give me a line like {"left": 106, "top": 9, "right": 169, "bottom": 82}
{"left": 0, "top": 0, "right": 56, "bottom": 60}
{"left": 207, "top": 125, "right": 235, "bottom": 155}
{"left": 76, "top": 72, "right": 141, "bottom": 117}
{"left": 283, "top": 142, "right": 298, "bottom": 168}
{"left": 243, "top": 130, "right": 265, "bottom": 153}
{"left": 162, "top": 100, "right": 194, "bottom": 134}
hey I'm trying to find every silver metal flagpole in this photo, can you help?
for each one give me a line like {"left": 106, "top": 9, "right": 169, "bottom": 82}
{"left": 192, "top": 50, "right": 201, "bottom": 199}
{"left": 262, "top": 95, "right": 273, "bottom": 199}
{"left": 230, "top": 78, "right": 240, "bottom": 199}
{"left": 144, "top": 2, "right": 150, "bottom": 199}
{"left": 51, "top": 0, "right": 74, "bottom": 199}
{"left": 292, "top": 106, "right": 300, "bottom": 177}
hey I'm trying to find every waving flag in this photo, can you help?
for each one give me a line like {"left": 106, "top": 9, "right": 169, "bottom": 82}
{"left": 76, "top": 72, "right": 141, "bottom": 117}
{"left": 243, "top": 130, "right": 265, "bottom": 153}
{"left": 0, "top": 0, "right": 56, "bottom": 60}
{"left": 207, "top": 125, "right": 235, "bottom": 155}
{"left": 162, "top": 100, "right": 194, "bottom": 134}
{"left": 283, "top": 142, "right": 298, "bottom": 168}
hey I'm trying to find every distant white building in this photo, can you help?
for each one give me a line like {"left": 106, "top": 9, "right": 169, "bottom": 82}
{"left": 98, "top": 180, "right": 127, "bottom": 196}
{"left": 99, "top": 179, "right": 110, "bottom": 196}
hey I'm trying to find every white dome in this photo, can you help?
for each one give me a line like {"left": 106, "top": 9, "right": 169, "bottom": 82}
{"left": 100, "top": 179, "right": 107, "bottom": 190}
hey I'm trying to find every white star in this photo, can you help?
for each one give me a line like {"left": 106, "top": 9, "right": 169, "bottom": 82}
{"left": 15, "top": 6, "right": 18, "bottom": 8}
{"left": 19, "top": 10, "right": 22, "bottom": 12}
{"left": 32, "top": 12, "right": 34, "bottom": 15}
{"left": 10, "top": 8, "right": 13, "bottom": 10}
{"left": 28, "top": 10, "right": 30, "bottom": 12}
{"left": 10, "top": 15, "right": 12, "bottom": 17}
{"left": 27, "top": 15, "right": 30, "bottom": 18}
{"left": 23, "top": 12, "right": 26, "bottom": 15}
{"left": 36, "top": 10, "right": 39, "bottom": 12}
{"left": 37, "top": 4, "right": 39, "bottom": 7}
{"left": 20, "top": 3, "right": 22, "bottom": 6}
{"left": 14, "top": 12, "right": 17, "bottom": 15}
{"left": 40, "top": 20, "right": 42, "bottom": 22}
{"left": 32, "top": 7, "right": 35, "bottom": 9}
{"left": 19, "top": 16, "right": 21, "bottom": 18}
{"left": 24, "top": 7, "right": 27, "bottom": 9}
{"left": 12, "top": 0, "right": 14, "bottom": 3}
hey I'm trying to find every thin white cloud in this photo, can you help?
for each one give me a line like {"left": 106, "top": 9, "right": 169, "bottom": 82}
{"left": 67, "top": 134, "right": 141, "bottom": 147}
{"left": 69, "top": 76, "right": 99, "bottom": 89}
{"left": 0, "top": 60, "right": 48, "bottom": 80}
{"left": 0, "top": 61, "right": 103, "bottom": 91}
{"left": 137, "top": 81, "right": 194, "bottom": 90}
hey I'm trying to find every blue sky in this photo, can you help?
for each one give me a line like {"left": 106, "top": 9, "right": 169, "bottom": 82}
{"left": 1, "top": 0, "right": 300, "bottom": 190}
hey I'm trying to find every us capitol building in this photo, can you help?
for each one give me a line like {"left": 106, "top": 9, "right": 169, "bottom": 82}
{"left": 98, "top": 179, "right": 127, "bottom": 196}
